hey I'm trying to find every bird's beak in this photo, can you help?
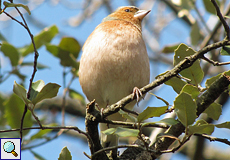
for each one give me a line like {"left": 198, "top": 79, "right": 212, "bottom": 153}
{"left": 134, "top": 9, "right": 151, "bottom": 20}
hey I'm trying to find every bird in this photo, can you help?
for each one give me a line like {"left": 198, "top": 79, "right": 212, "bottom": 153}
{"left": 79, "top": 6, "right": 150, "bottom": 149}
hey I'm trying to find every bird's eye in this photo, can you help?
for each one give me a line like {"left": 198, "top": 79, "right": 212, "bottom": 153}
{"left": 125, "top": 9, "right": 130, "bottom": 12}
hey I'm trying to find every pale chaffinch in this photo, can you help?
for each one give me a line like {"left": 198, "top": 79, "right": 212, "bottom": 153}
{"left": 79, "top": 6, "right": 150, "bottom": 148}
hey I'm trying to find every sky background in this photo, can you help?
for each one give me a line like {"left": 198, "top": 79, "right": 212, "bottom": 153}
{"left": 1, "top": 0, "right": 230, "bottom": 159}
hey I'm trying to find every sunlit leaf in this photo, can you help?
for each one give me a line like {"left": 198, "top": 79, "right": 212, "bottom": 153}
{"left": 115, "top": 127, "right": 139, "bottom": 137}
{"left": 165, "top": 75, "right": 187, "bottom": 94}
{"left": 174, "top": 92, "right": 196, "bottom": 127}
{"left": 174, "top": 43, "right": 204, "bottom": 85}
{"left": 32, "top": 83, "right": 61, "bottom": 105}
{"left": 46, "top": 43, "right": 80, "bottom": 69}
{"left": 29, "top": 80, "right": 45, "bottom": 101}
{"left": 205, "top": 73, "right": 222, "bottom": 88}
{"left": 22, "top": 25, "right": 58, "bottom": 56}
{"left": 137, "top": 106, "right": 168, "bottom": 122}
{"left": 58, "top": 146, "right": 72, "bottom": 160}
{"left": 188, "top": 120, "right": 214, "bottom": 135}
{"left": 215, "top": 121, "right": 230, "bottom": 129}
{"left": 13, "top": 81, "right": 31, "bottom": 105}
{"left": 181, "top": 84, "right": 200, "bottom": 99}
{"left": 58, "top": 37, "right": 81, "bottom": 58}
{"left": 203, "top": 102, "right": 222, "bottom": 120}
{"left": 3, "top": 2, "right": 31, "bottom": 15}
{"left": 161, "top": 44, "right": 180, "bottom": 54}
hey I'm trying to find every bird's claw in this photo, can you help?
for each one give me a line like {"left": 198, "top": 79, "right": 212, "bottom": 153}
{"left": 132, "top": 87, "right": 143, "bottom": 106}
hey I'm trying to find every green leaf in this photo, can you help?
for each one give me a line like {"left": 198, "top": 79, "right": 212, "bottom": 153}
{"left": 203, "top": 0, "right": 220, "bottom": 15}
{"left": 225, "top": 16, "right": 230, "bottom": 19}
{"left": 119, "top": 110, "right": 137, "bottom": 122}
{"left": 181, "top": 84, "right": 200, "bottom": 99}
{"left": 68, "top": 89, "right": 85, "bottom": 104}
{"left": 30, "top": 123, "right": 57, "bottom": 140}
{"left": 3, "top": 2, "right": 31, "bottom": 15}
{"left": 30, "top": 150, "right": 46, "bottom": 160}
{"left": 22, "top": 25, "right": 58, "bottom": 56}
{"left": 220, "top": 45, "right": 230, "bottom": 55}
{"left": 203, "top": 102, "right": 222, "bottom": 120}
{"left": 174, "top": 43, "right": 204, "bottom": 85}
{"left": 58, "top": 146, "right": 72, "bottom": 160}
{"left": 0, "top": 42, "right": 20, "bottom": 66}
{"left": 21, "top": 62, "right": 49, "bottom": 70}
{"left": 165, "top": 75, "right": 187, "bottom": 94}
{"left": 102, "top": 128, "right": 116, "bottom": 135}
{"left": 188, "top": 120, "right": 214, "bottom": 135}
{"left": 190, "top": 21, "right": 202, "bottom": 46}
{"left": 137, "top": 106, "right": 168, "bottom": 122}
{"left": 0, "top": 33, "right": 7, "bottom": 41}
{"left": 205, "top": 73, "right": 221, "bottom": 88}
{"left": 29, "top": 80, "right": 45, "bottom": 101}
{"left": 58, "top": 37, "right": 81, "bottom": 58}
{"left": 32, "top": 83, "right": 61, "bottom": 105}
{"left": 142, "top": 118, "right": 178, "bottom": 126}
{"left": 115, "top": 127, "right": 139, "bottom": 137}
{"left": 174, "top": 92, "right": 196, "bottom": 127}
{"left": 149, "top": 93, "right": 169, "bottom": 106}
{"left": 13, "top": 81, "right": 31, "bottom": 105}
{"left": 215, "top": 121, "right": 230, "bottom": 129}
{"left": 102, "top": 127, "right": 139, "bottom": 137}
{"left": 46, "top": 43, "right": 80, "bottom": 69}
{"left": 161, "top": 44, "right": 180, "bottom": 54}
{"left": 4, "top": 94, "right": 32, "bottom": 135}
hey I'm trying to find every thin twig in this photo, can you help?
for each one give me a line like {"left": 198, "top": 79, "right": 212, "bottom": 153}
{"left": 195, "top": 134, "right": 230, "bottom": 145}
{"left": 211, "top": 0, "right": 230, "bottom": 39}
{"left": 202, "top": 56, "right": 230, "bottom": 66}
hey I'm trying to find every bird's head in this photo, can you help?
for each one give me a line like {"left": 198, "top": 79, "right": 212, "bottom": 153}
{"left": 103, "top": 6, "right": 151, "bottom": 31}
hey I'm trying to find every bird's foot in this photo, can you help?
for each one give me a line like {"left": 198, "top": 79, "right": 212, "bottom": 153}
{"left": 132, "top": 87, "right": 143, "bottom": 106}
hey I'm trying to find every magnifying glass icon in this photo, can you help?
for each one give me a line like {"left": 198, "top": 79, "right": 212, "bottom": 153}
{"left": 3, "top": 141, "right": 18, "bottom": 157}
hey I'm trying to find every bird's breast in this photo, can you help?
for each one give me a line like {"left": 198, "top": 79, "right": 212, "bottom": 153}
{"left": 79, "top": 22, "right": 150, "bottom": 107}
